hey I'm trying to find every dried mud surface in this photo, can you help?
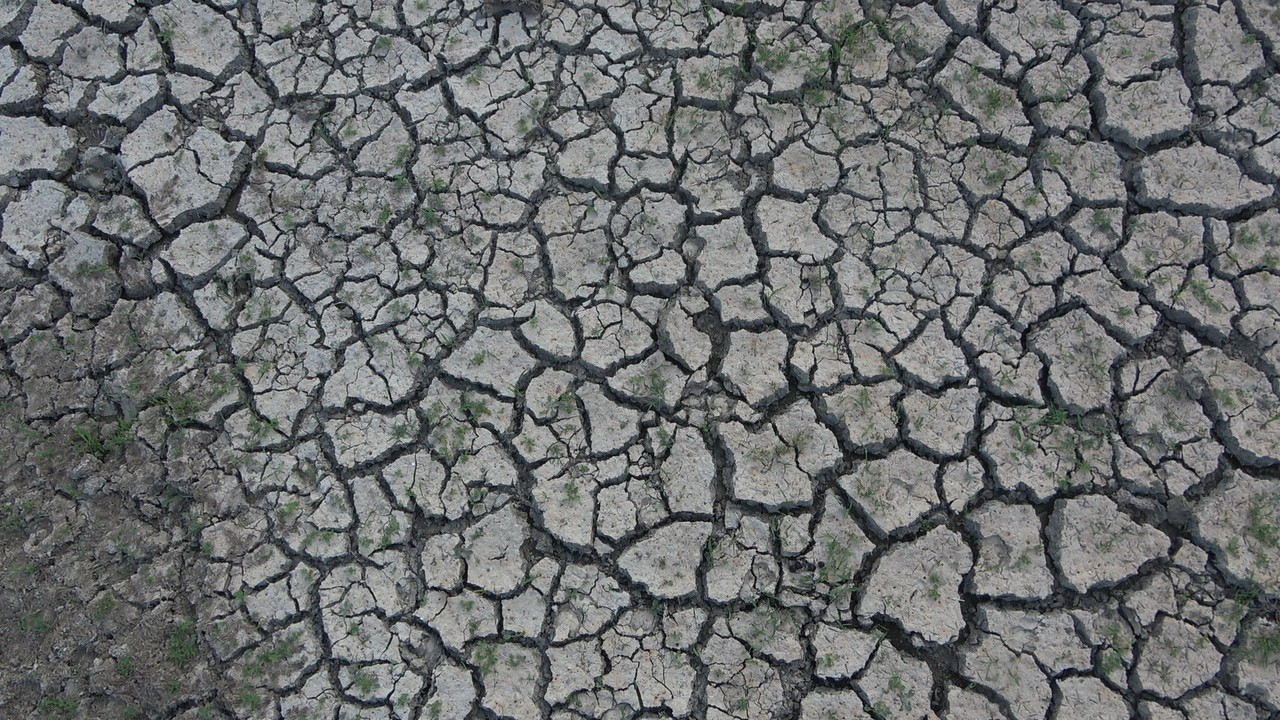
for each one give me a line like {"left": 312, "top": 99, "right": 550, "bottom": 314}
{"left": 2, "top": 0, "right": 1280, "bottom": 718}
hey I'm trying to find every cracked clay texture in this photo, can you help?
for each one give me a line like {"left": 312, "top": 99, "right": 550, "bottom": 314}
{"left": 3, "top": 0, "right": 1280, "bottom": 718}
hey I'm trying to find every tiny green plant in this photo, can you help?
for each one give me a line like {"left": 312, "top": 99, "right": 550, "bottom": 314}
{"left": 1245, "top": 495, "right": 1279, "bottom": 548}
{"left": 926, "top": 572, "right": 943, "bottom": 601}
{"left": 238, "top": 688, "right": 263, "bottom": 709}
{"left": 37, "top": 697, "right": 78, "bottom": 719}
{"left": 1100, "top": 648, "right": 1124, "bottom": 674}
{"left": 703, "top": 535, "right": 722, "bottom": 567}
{"left": 352, "top": 671, "right": 378, "bottom": 694}
{"left": 379, "top": 517, "right": 401, "bottom": 548}
{"left": 1245, "top": 628, "right": 1280, "bottom": 665}
{"left": 73, "top": 418, "right": 133, "bottom": 458}
{"left": 169, "top": 619, "right": 199, "bottom": 663}
{"left": 887, "top": 672, "right": 907, "bottom": 695}
{"left": 563, "top": 480, "right": 581, "bottom": 504}
{"left": 154, "top": 391, "right": 202, "bottom": 426}
{"left": 257, "top": 634, "right": 299, "bottom": 669}
{"left": 1039, "top": 406, "right": 1072, "bottom": 427}
{"left": 818, "top": 535, "right": 861, "bottom": 603}
{"left": 157, "top": 21, "right": 176, "bottom": 47}
{"left": 832, "top": 19, "right": 874, "bottom": 64}
{"left": 77, "top": 261, "right": 112, "bottom": 277}
{"left": 474, "top": 641, "right": 498, "bottom": 673}
{"left": 19, "top": 613, "right": 52, "bottom": 636}
{"left": 92, "top": 593, "right": 116, "bottom": 620}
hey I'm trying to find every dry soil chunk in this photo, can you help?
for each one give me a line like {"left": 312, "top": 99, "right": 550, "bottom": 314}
{"left": 1135, "top": 616, "right": 1221, "bottom": 699}
{"left": 1196, "top": 469, "right": 1280, "bottom": 592}
{"left": 1137, "top": 146, "right": 1271, "bottom": 217}
{"left": 1188, "top": 349, "right": 1280, "bottom": 468}
{"left": 720, "top": 329, "right": 789, "bottom": 406}
{"left": 1030, "top": 309, "right": 1123, "bottom": 411}
{"left": 462, "top": 505, "right": 528, "bottom": 595}
{"left": 1057, "top": 676, "right": 1130, "bottom": 719}
{"left": 800, "top": 690, "right": 873, "bottom": 719}
{"left": 121, "top": 109, "right": 247, "bottom": 230}
{"left": 618, "top": 521, "right": 710, "bottom": 598}
{"left": 811, "top": 623, "right": 879, "bottom": 680}
{"left": 153, "top": 0, "right": 244, "bottom": 77}
{"left": 165, "top": 219, "right": 247, "bottom": 278}
{"left": 1186, "top": 5, "right": 1265, "bottom": 85}
{"left": 1048, "top": 494, "right": 1170, "bottom": 592}
{"left": 722, "top": 421, "right": 813, "bottom": 510}
{"left": 859, "top": 527, "right": 972, "bottom": 644}
{"left": 1098, "top": 73, "right": 1193, "bottom": 149}
{"left": 969, "top": 501, "right": 1053, "bottom": 598}
{"left": 839, "top": 450, "right": 939, "bottom": 534}
{"left": 0, "top": 116, "right": 75, "bottom": 183}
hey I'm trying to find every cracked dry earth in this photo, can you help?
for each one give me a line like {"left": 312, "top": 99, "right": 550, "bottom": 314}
{"left": 5, "top": 0, "right": 1280, "bottom": 719}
